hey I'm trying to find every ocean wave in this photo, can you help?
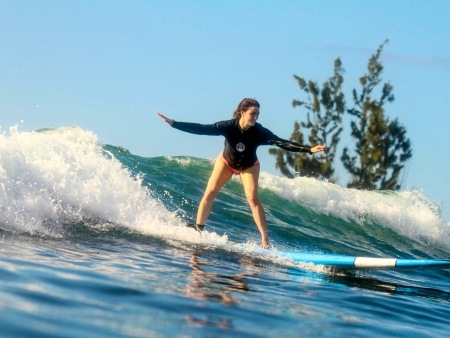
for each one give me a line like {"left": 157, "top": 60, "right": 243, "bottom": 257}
{"left": 0, "top": 127, "right": 158, "bottom": 234}
{"left": 1, "top": 125, "right": 448, "bottom": 256}
{"left": 259, "top": 173, "right": 450, "bottom": 250}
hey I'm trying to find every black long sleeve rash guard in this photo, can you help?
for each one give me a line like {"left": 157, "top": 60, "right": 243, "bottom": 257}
{"left": 171, "top": 118, "right": 312, "bottom": 171}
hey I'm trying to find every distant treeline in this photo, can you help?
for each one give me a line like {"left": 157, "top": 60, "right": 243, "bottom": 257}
{"left": 270, "top": 40, "right": 412, "bottom": 191}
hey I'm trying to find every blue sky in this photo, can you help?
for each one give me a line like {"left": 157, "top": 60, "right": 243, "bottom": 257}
{"left": 1, "top": 0, "right": 449, "bottom": 219}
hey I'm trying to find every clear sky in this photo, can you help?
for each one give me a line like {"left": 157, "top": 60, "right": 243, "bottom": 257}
{"left": 1, "top": 0, "right": 449, "bottom": 219}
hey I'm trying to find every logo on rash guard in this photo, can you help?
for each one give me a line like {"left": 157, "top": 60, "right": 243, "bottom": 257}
{"left": 236, "top": 142, "right": 245, "bottom": 152}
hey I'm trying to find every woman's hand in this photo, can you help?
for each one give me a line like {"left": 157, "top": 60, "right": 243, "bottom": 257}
{"left": 310, "top": 145, "right": 327, "bottom": 154}
{"left": 156, "top": 112, "right": 174, "bottom": 125}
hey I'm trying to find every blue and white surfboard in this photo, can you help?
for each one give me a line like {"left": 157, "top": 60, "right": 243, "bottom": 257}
{"left": 280, "top": 251, "right": 450, "bottom": 269}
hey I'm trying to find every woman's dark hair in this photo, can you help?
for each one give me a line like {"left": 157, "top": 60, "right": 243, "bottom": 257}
{"left": 232, "top": 98, "right": 260, "bottom": 119}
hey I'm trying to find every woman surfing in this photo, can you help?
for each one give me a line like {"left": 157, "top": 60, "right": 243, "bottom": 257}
{"left": 157, "top": 98, "right": 326, "bottom": 248}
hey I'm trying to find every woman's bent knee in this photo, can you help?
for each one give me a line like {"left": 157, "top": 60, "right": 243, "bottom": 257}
{"left": 203, "top": 189, "right": 219, "bottom": 203}
{"left": 246, "top": 195, "right": 260, "bottom": 208}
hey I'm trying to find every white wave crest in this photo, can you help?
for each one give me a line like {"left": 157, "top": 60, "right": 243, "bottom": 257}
{"left": 0, "top": 125, "right": 226, "bottom": 245}
{"left": 259, "top": 172, "right": 449, "bottom": 250}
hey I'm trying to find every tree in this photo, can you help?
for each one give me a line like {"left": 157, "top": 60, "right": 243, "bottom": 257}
{"left": 269, "top": 58, "right": 345, "bottom": 180}
{"left": 341, "top": 40, "right": 412, "bottom": 190}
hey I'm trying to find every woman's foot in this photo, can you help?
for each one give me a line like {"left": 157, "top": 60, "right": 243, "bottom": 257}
{"left": 186, "top": 223, "right": 205, "bottom": 232}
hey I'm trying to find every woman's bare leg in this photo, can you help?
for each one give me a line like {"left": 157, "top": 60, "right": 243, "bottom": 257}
{"left": 240, "top": 163, "right": 269, "bottom": 248}
{"left": 196, "top": 159, "right": 233, "bottom": 226}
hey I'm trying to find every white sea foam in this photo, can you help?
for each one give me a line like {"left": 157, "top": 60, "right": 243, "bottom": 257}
{"left": 166, "top": 156, "right": 193, "bottom": 166}
{"left": 0, "top": 125, "right": 226, "bottom": 244}
{"left": 259, "top": 173, "right": 450, "bottom": 249}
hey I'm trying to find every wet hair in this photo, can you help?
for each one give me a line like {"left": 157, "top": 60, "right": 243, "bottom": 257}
{"left": 232, "top": 98, "right": 260, "bottom": 119}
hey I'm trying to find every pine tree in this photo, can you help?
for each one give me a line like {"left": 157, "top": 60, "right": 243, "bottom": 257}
{"left": 341, "top": 40, "right": 412, "bottom": 190}
{"left": 269, "top": 58, "right": 345, "bottom": 180}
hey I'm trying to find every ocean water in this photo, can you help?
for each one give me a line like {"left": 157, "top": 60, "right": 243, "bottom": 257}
{"left": 0, "top": 126, "right": 449, "bottom": 337}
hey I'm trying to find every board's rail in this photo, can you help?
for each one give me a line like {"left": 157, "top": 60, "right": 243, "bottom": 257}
{"left": 281, "top": 252, "right": 450, "bottom": 269}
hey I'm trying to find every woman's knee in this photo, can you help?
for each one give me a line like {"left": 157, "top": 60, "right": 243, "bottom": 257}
{"left": 246, "top": 194, "right": 260, "bottom": 208}
{"left": 202, "top": 189, "right": 219, "bottom": 203}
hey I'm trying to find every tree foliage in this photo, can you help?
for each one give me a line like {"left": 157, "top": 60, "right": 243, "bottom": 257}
{"left": 341, "top": 40, "right": 412, "bottom": 190}
{"left": 269, "top": 58, "right": 345, "bottom": 180}
{"left": 271, "top": 40, "right": 413, "bottom": 191}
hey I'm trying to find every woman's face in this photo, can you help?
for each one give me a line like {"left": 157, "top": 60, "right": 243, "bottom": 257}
{"left": 240, "top": 106, "right": 260, "bottom": 129}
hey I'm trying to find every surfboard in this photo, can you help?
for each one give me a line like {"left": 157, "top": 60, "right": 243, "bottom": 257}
{"left": 280, "top": 251, "right": 450, "bottom": 269}
{"left": 182, "top": 223, "right": 449, "bottom": 269}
